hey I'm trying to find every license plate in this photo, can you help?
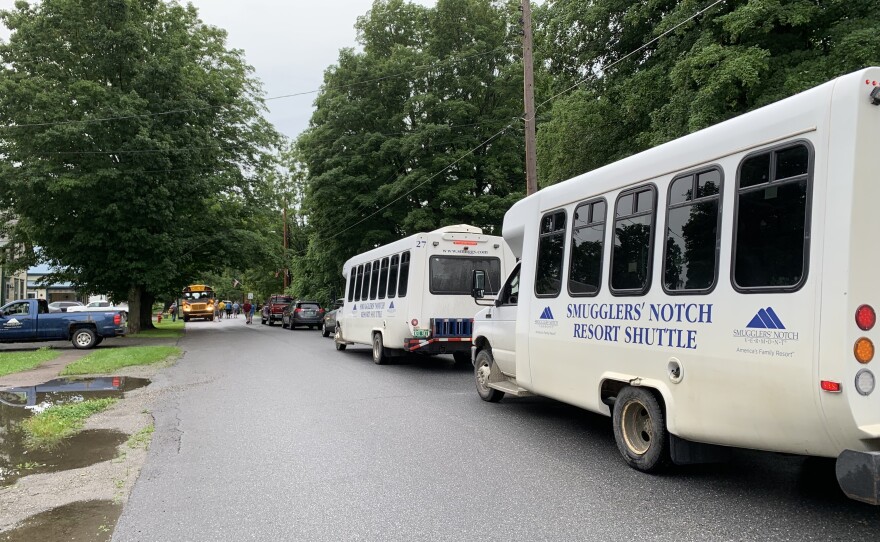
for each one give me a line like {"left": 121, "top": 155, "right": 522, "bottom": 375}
{"left": 304, "top": 311, "right": 315, "bottom": 317}
{"left": 413, "top": 329, "right": 430, "bottom": 339}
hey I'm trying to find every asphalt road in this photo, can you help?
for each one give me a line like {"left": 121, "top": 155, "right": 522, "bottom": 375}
{"left": 113, "top": 317, "right": 880, "bottom": 541}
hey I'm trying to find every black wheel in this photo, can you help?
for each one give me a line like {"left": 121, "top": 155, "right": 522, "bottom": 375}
{"left": 268, "top": 318, "right": 274, "bottom": 326}
{"left": 72, "top": 327, "right": 97, "bottom": 349}
{"left": 183, "top": 315, "right": 190, "bottom": 322}
{"left": 208, "top": 316, "right": 214, "bottom": 322}
{"left": 334, "top": 326, "right": 347, "bottom": 351}
{"left": 372, "top": 332, "right": 387, "bottom": 365}
{"left": 453, "top": 351, "right": 471, "bottom": 368}
{"left": 612, "top": 386, "right": 670, "bottom": 472}
{"left": 321, "top": 323, "right": 330, "bottom": 337}
{"left": 474, "top": 349, "right": 504, "bottom": 402}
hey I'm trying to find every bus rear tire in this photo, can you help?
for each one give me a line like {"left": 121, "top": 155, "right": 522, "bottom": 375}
{"left": 612, "top": 386, "right": 669, "bottom": 473}
{"left": 372, "top": 333, "right": 388, "bottom": 365}
{"left": 453, "top": 351, "right": 471, "bottom": 368}
{"left": 474, "top": 349, "right": 504, "bottom": 402}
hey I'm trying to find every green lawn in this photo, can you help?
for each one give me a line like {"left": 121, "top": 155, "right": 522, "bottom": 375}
{"left": 61, "top": 345, "right": 181, "bottom": 375}
{"left": 23, "top": 398, "right": 117, "bottom": 449}
{"left": 0, "top": 347, "right": 60, "bottom": 377}
{"left": 128, "top": 317, "right": 185, "bottom": 339}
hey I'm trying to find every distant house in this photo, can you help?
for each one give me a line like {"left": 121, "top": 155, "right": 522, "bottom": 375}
{"left": 26, "top": 263, "right": 81, "bottom": 303}
{"left": 0, "top": 234, "right": 28, "bottom": 305}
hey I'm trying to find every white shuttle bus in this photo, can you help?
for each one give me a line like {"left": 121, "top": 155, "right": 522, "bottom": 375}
{"left": 470, "top": 68, "right": 880, "bottom": 504}
{"left": 335, "top": 225, "right": 514, "bottom": 366}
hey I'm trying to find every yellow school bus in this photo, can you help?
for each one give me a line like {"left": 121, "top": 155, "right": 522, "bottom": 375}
{"left": 181, "top": 284, "right": 216, "bottom": 322}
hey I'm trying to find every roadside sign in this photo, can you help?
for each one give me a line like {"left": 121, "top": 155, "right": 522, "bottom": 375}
{"left": 247, "top": 292, "right": 254, "bottom": 300}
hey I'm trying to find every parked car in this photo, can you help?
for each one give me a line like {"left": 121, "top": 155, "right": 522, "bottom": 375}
{"left": 261, "top": 294, "right": 293, "bottom": 326}
{"left": 66, "top": 300, "right": 129, "bottom": 313}
{"left": 0, "top": 299, "right": 127, "bottom": 349}
{"left": 47, "top": 301, "right": 84, "bottom": 313}
{"left": 321, "top": 298, "right": 344, "bottom": 337}
{"left": 281, "top": 300, "right": 324, "bottom": 330}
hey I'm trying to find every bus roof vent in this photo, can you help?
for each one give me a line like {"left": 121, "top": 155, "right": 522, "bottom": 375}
{"left": 431, "top": 224, "right": 483, "bottom": 235}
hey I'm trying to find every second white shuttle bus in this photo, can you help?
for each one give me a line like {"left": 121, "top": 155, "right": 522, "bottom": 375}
{"left": 470, "top": 68, "right": 880, "bottom": 504}
{"left": 335, "top": 225, "right": 514, "bottom": 366}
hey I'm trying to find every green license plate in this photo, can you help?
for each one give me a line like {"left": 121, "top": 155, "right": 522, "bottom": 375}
{"left": 413, "top": 329, "right": 430, "bottom": 339}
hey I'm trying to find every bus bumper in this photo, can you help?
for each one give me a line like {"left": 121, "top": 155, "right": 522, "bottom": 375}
{"left": 836, "top": 449, "right": 880, "bottom": 505}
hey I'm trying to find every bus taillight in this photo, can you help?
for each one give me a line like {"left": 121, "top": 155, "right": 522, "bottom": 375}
{"left": 854, "top": 338, "right": 874, "bottom": 364}
{"left": 856, "top": 304, "right": 876, "bottom": 331}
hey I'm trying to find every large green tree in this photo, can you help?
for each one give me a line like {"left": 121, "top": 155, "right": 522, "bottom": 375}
{"left": 294, "top": 0, "right": 526, "bottom": 300}
{"left": 535, "top": 0, "right": 880, "bottom": 185}
{"left": 0, "top": 0, "right": 280, "bottom": 330}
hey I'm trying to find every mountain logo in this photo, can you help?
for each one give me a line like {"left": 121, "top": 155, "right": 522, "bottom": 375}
{"left": 389, "top": 301, "right": 395, "bottom": 309}
{"left": 539, "top": 307, "right": 554, "bottom": 320}
{"left": 746, "top": 307, "right": 785, "bottom": 330}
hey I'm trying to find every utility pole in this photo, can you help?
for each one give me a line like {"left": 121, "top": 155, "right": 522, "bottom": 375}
{"left": 282, "top": 206, "right": 289, "bottom": 291}
{"left": 522, "top": 0, "right": 538, "bottom": 196}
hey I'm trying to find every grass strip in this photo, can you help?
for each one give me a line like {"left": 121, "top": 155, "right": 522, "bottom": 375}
{"left": 127, "top": 424, "right": 155, "bottom": 450}
{"left": 129, "top": 318, "right": 184, "bottom": 339}
{"left": 0, "top": 347, "right": 59, "bottom": 377}
{"left": 23, "top": 398, "right": 117, "bottom": 449}
{"left": 61, "top": 345, "right": 180, "bottom": 376}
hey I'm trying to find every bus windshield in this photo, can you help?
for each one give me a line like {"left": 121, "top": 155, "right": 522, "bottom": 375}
{"left": 182, "top": 285, "right": 215, "bottom": 301}
{"left": 429, "top": 256, "right": 501, "bottom": 295}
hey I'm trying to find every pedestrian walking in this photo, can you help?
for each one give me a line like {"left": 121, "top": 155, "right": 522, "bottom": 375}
{"left": 213, "top": 302, "right": 220, "bottom": 321}
{"left": 243, "top": 301, "right": 253, "bottom": 324}
{"left": 249, "top": 302, "right": 256, "bottom": 324}
{"left": 233, "top": 302, "right": 240, "bottom": 318}
{"left": 218, "top": 300, "right": 226, "bottom": 320}
{"left": 225, "top": 301, "right": 233, "bottom": 319}
{"left": 169, "top": 302, "right": 177, "bottom": 322}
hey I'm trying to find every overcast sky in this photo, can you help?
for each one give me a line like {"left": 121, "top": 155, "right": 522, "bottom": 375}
{"left": 0, "top": 0, "right": 436, "bottom": 140}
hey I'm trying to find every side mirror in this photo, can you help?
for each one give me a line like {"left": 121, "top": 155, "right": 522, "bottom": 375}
{"left": 471, "top": 270, "right": 486, "bottom": 299}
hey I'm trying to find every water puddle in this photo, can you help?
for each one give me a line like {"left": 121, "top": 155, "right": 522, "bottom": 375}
{"left": 0, "top": 376, "right": 150, "bottom": 486}
{"left": 0, "top": 500, "right": 122, "bottom": 542}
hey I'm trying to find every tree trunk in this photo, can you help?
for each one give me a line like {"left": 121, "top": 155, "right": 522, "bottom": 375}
{"left": 127, "top": 285, "right": 156, "bottom": 333}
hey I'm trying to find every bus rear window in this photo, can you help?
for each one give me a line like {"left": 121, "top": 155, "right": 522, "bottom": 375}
{"left": 429, "top": 256, "right": 501, "bottom": 295}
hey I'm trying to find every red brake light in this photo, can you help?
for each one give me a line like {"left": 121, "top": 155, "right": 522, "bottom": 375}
{"left": 112, "top": 376, "right": 121, "bottom": 388}
{"left": 295, "top": 308, "right": 302, "bottom": 313}
{"left": 820, "top": 380, "right": 841, "bottom": 393}
{"left": 856, "top": 305, "right": 876, "bottom": 331}
{"left": 114, "top": 313, "right": 121, "bottom": 325}
{"left": 318, "top": 308, "right": 325, "bottom": 314}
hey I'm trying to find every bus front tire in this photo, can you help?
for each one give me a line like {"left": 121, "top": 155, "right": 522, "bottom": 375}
{"left": 334, "top": 326, "right": 347, "bottom": 351}
{"left": 372, "top": 333, "right": 387, "bottom": 365}
{"left": 474, "top": 349, "right": 504, "bottom": 402}
{"left": 612, "top": 386, "right": 670, "bottom": 473}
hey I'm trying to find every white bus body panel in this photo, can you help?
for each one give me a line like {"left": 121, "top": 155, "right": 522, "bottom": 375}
{"left": 475, "top": 69, "right": 880, "bottom": 460}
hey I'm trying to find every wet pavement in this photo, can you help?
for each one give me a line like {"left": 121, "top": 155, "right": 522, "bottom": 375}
{"left": 0, "top": 377, "right": 150, "bottom": 486}
{"left": 0, "top": 500, "right": 122, "bottom": 542}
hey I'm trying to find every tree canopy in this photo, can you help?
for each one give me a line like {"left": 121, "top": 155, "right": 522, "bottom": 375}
{"left": 0, "top": 0, "right": 280, "bottom": 329}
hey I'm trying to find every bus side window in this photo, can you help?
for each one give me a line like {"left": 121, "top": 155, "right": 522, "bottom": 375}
{"left": 569, "top": 199, "right": 606, "bottom": 296}
{"left": 388, "top": 255, "right": 400, "bottom": 298}
{"left": 535, "top": 210, "right": 567, "bottom": 297}
{"left": 501, "top": 266, "right": 521, "bottom": 305}
{"left": 664, "top": 168, "right": 722, "bottom": 293}
{"left": 355, "top": 264, "right": 364, "bottom": 302}
{"left": 369, "top": 260, "right": 380, "bottom": 300}
{"left": 347, "top": 269, "right": 357, "bottom": 302}
{"left": 611, "top": 185, "right": 657, "bottom": 295}
{"left": 361, "top": 262, "right": 372, "bottom": 301}
{"left": 398, "top": 252, "right": 411, "bottom": 297}
{"left": 378, "top": 257, "right": 389, "bottom": 299}
{"left": 733, "top": 143, "right": 811, "bottom": 291}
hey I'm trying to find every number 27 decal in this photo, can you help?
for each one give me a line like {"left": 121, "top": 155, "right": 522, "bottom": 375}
{"left": 416, "top": 240, "right": 426, "bottom": 248}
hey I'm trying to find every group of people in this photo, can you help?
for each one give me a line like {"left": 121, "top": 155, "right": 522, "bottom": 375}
{"left": 215, "top": 300, "right": 255, "bottom": 324}
{"left": 166, "top": 299, "right": 255, "bottom": 324}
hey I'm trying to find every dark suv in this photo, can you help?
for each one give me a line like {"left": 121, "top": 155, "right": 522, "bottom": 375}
{"left": 261, "top": 294, "right": 293, "bottom": 326}
{"left": 281, "top": 300, "right": 324, "bottom": 330}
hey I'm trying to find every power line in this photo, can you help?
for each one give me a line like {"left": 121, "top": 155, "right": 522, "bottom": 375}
{"left": 535, "top": 0, "right": 725, "bottom": 111}
{"left": 0, "top": 42, "right": 518, "bottom": 131}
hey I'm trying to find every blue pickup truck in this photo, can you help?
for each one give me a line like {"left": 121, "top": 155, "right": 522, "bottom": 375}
{"left": 0, "top": 299, "right": 126, "bottom": 349}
